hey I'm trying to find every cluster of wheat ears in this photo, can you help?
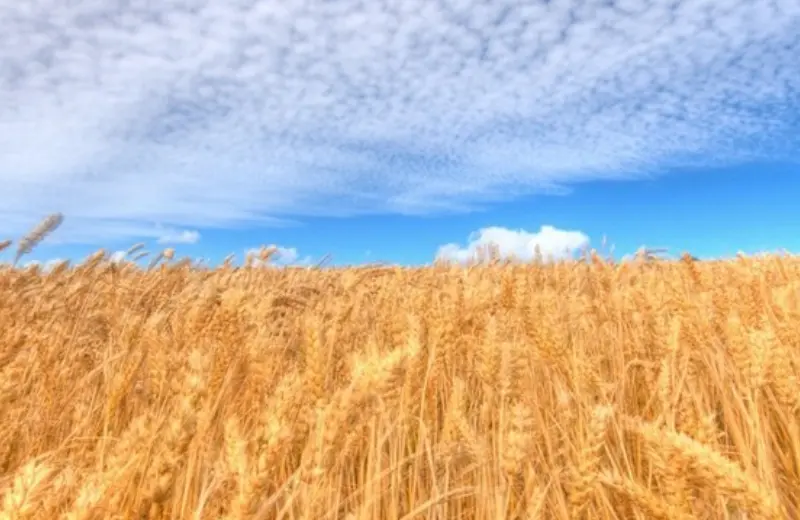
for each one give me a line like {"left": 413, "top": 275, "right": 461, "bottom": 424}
{"left": 1, "top": 214, "right": 800, "bottom": 519}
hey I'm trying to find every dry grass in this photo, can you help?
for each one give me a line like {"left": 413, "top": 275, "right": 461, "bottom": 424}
{"left": 2, "top": 228, "right": 800, "bottom": 518}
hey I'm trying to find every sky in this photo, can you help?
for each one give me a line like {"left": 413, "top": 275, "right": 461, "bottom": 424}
{"left": 1, "top": 0, "right": 799, "bottom": 268}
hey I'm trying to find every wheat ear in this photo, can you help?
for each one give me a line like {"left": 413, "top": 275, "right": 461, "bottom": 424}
{"left": 14, "top": 213, "right": 64, "bottom": 265}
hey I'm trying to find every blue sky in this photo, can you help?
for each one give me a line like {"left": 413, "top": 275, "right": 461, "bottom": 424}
{"left": 1, "top": 0, "right": 799, "bottom": 267}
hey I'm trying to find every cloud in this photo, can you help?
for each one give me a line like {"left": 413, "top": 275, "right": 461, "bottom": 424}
{"left": 157, "top": 229, "right": 201, "bottom": 244}
{"left": 437, "top": 225, "right": 590, "bottom": 263}
{"left": 245, "top": 245, "right": 311, "bottom": 267}
{"left": 20, "top": 258, "right": 68, "bottom": 272}
{"left": 109, "top": 251, "right": 128, "bottom": 264}
{"left": 1, "top": 0, "right": 799, "bottom": 242}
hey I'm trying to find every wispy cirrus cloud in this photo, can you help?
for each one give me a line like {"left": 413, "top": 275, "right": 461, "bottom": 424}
{"left": 1, "top": 0, "right": 799, "bottom": 243}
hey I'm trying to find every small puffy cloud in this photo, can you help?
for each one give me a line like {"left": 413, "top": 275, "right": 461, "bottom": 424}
{"left": 21, "top": 258, "right": 68, "bottom": 271}
{"left": 619, "top": 246, "right": 672, "bottom": 262}
{"left": 157, "top": 229, "right": 200, "bottom": 245}
{"left": 109, "top": 251, "right": 128, "bottom": 264}
{"left": 436, "top": 225, "right": 590, "bottom": 263}
{"left": 245, "top": 245, "right": 311, "bottom": 267}
{"left": 273, "top": 246, "right": 298, "bottom": 264}
{"left": 45, "top": 258, "right": 67, "bottom": 270}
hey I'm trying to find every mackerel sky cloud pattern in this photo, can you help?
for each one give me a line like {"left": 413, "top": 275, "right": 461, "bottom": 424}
{"left": 1, "top": 0, "right": 799, "bottom": 242}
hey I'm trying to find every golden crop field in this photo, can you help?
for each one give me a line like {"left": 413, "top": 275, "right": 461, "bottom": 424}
{"left": 2, "top": 242, "right": 800, "bottom": 518}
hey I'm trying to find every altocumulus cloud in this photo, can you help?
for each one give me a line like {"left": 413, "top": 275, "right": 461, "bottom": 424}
{"left": 436, "top": 225, "right": 590, "bottom": 263}
{"left": 1, "top": 0, "right": 799, "bottom": 243}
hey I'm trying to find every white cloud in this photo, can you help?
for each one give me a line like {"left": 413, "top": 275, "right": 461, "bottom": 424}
{"left": 109, "top": 251, "right": 128, "bottom": 264}
{"left": 272, "top": 246, "right": 298, "bottom": 264}
{"left": 436, "top": 225, "right": 590, "bottom": 263}
{"left": 157, "top": 229, "right": 200, "bottom": 244}
{"left": 21, "top": 258, "right": 68, "bottom": 272}
{"left": 244, "top": 245, "right": 311, "bottom": 267}
{"left": 1, "top": 0, "right": 799, "bottom": 242}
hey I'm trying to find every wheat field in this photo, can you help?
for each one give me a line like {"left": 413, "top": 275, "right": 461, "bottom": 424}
{"left": 2, "top": 234, "right": 800, "bottom": 518}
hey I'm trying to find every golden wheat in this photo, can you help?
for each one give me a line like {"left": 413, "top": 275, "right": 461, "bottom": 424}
{"left": 2, "top": 236, "right": 800, "bottom": 518}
